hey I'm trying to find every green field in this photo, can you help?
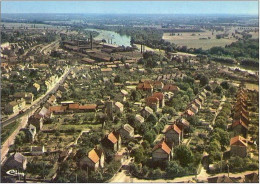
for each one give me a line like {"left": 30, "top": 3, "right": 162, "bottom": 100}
{"left": 163, "top": 27, "right": 259, "bottom": 50}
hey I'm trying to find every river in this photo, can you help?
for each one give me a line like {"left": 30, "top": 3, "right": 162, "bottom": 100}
{"left": 86, "top": 28, "right": 131, "bottom": 47}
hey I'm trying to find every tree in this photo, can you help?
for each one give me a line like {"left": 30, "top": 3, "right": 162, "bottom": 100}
{"left": 200, "top": 75, "right": 209, "bottom": 86}
{"left": 228, "top": 86, "right": 237, "bottom": 95}
{"left": 214, "top": 85, "right": 223, "bottom": 96}
{"left": 214, "top": 128, "right": 230, "bottom": 148}
{"left": 220, "top": 81, "right": 230, "bottom": 89}
{"left": 130, "top": 90, "right": 141, "bottom": 101}
{"left": 205, "top": 85, "right": 212, "bottom": 91}
{"left": 166, "top": 161, "right": 182, "bottom": 176}
{"left": 147, "top": 114, "right": 158, "bottom": 124}
{"left": 162, "top": 106, "right": 176, "bottom": 116}
{"left": 143, "top": 130, "right": 156, "bottom": 144}
{"left": 214, "top": 118, "right": 227, "bottom": 130}
{"left": 114, "top": 75, "right": 121, "bottom": 83}
{"left": 174, "top": 145, "right": 194, "bottom": 167}
{"left": 131, "top": 147, "right": 145, "bottom": 164}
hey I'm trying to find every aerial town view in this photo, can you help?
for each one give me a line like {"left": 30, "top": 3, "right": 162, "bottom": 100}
{"left": 0, "top": 1, "right": 259, "bottom": 183}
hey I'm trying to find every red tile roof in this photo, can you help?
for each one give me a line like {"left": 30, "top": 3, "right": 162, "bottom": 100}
{"left": 152, "top": 92, "right": 164, "bottom": 101}
{"left": 186, "top": 109, "right": 194, "bottom": 116}
{"left": 152, "top": 140, "right": 171, "bottom": 154}
{"left": 166, "top": 124, "right": 182, "bottom": 134}
{"left": 146, "top": 96, "right": 159, "bottom": 104}
{"left": 88, "top": 149, "right": 100, "bottom": 163}
{"left": 163, "top": 84, "right": 179, "bottom": 92}
{"left": 79, "top": 104, "right": 97, "bottom": 110}
{"left": 49, "top": 106, "right": 67, "bottom": 112}
{"left": 232, "top": 119, "right": 248, "bottom": 129}
{"left": 230, "top": 135, "right": 247, "bottom": 147}
{"left": 107, "top": 132, "right": 118, "bottom": 144}
{"left": 69, "top": 103, "right": 80, "bottom": 110}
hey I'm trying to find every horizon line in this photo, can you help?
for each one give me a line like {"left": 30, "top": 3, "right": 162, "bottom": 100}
{"left": 2, "top": 12, "right": 258, "bottom": 16}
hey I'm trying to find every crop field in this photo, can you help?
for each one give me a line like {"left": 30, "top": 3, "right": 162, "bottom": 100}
{"left": 163, "top": 27, "right": 259, "bottom": 50}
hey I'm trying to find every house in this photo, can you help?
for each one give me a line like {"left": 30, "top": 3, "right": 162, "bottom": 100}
{"left": 162, "top": 84, "right": 179, "bottom": 93}
{"left": 194, "top": 98, "right": 202, "bottom": 109}
{"left": 30, "top": 146, "right": 45, "bottom": 155}
{"left": 233, "top": 111, "right": 250, "bottom": 125}
{"left": 32, "top": 83, "right": 40, "bottom": 93}
{"left": 152, "top": 92, "right": 165, "bottom": 108}
{"left": 5, "top": 153, "right": 27, "bottom": 171}
{"left": 165, "top": 124, "right": 182, "bottom": 146}
{"left": 47, "top": 95, "right": 57, "bottom": 105}
{"left": 80, "top": 147, "right": 105, "bottom": 171}
{"left": 103, "top": 131, "right": 121, "bottom": 152}
{"left": 25, "top": 124, "right": 37, "bottom": 142}
{"left": 151, "top": 81, "right": 164, "bottom": 91}
{"left": 200, "top": 91, "right": 207, "bottom": 98}
{"left": 5, "top": 101, "right": 20, "bottom": 114}
{"left": 13, "top": 92, "right": 34, "bottom": 104}
{"left": 28, "top": 115, "right": 43, "bottom": 132}
{"left": 146, "top": 96, "right": 159, "bottom": 112}
{"left": 5, "top": 98, "right": 26, "bottom": 114}
{"left": 189, "top": 104, "right": 199, "bottom": 114}
{"left": 79, "top": 104, "right": 97, "bottom": 112}
{"left": 136, "top": 81, "right": 153, "bottom": 93}
{"left": 175, "top": 118, "right": 190, "bottom": 134}
{"left": 208, "top": 175, "right": 234, "bottom": 183}
{"left": 197, "top": 95, "right": 205, "bottom": 104}
{"left": 58, "top": 83, "right": 69, "bottom": 92}
{"left": 232, "top": 119, "right": 248, "bottom": 138}
{"left": 234, "top": 105, "right": 248, "bottom": 116}
{"left": 152, "top": 139, "right": 172, "bottom": 161}
{"left": 135, "top": 114, "right": 144, "bottom": 124}
{"left": 244, "top": 173, "right": 259, "bottom": 183}
{"left": 38, "top": 106, "right": 52, "bottom": 119}
{"left": 235, "top": 100, "right": 247, "bottom": 110}
{"left": 49, "top": 105, "right": 67, "bottom": 114}
{"left": 230, "top": 136, "right": 247, "bottom": 158}
{"left": 115, "top": 102, "right": 124, "bottom": 113}
{"left": 116, "top": 89, "right": 128, "bottom": 102}
{"left": 140, "top": 106, "right": 154, "bottom": 119}
{"left": 101, "top": 68, "right": 113, "bottom": 76}
{"left": 119, "top": 124, "right": 134, "bottom": 139}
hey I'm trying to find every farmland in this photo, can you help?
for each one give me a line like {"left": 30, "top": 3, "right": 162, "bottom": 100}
{"left": 163, "top": 27, "right": 259, "bottom": 49}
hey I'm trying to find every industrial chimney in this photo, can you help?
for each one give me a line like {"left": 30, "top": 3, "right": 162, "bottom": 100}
{"left": 90, "top": 33, "right": 93, "bottom": 50}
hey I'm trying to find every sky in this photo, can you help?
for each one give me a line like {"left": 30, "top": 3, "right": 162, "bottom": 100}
{"left": 1, "top": 1, "right": 259, "bottom": 15}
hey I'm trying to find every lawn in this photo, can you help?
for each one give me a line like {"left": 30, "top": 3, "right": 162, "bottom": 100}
{"left": 1, "top": 121, "right": 19, "bottom": 145}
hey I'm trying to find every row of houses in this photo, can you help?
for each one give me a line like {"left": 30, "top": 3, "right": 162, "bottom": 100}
{"left": 152, "top": 118, "right": 190, "bottom": 161}
{"left": 79, "top": 124, "right": 135, "bottom": 171}
{"left": 230, "top": 87, "right": 250, "bottom": 158}
{"left": 136, "top": 80, "right": 180, "bottom": 94}
{"left": 184, "top": 89, "right": 207, "bottom": 117}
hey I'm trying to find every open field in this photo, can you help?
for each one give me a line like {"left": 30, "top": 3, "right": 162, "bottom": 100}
{"left": 163, "top": 27, "right": 259, "bottom": 49}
